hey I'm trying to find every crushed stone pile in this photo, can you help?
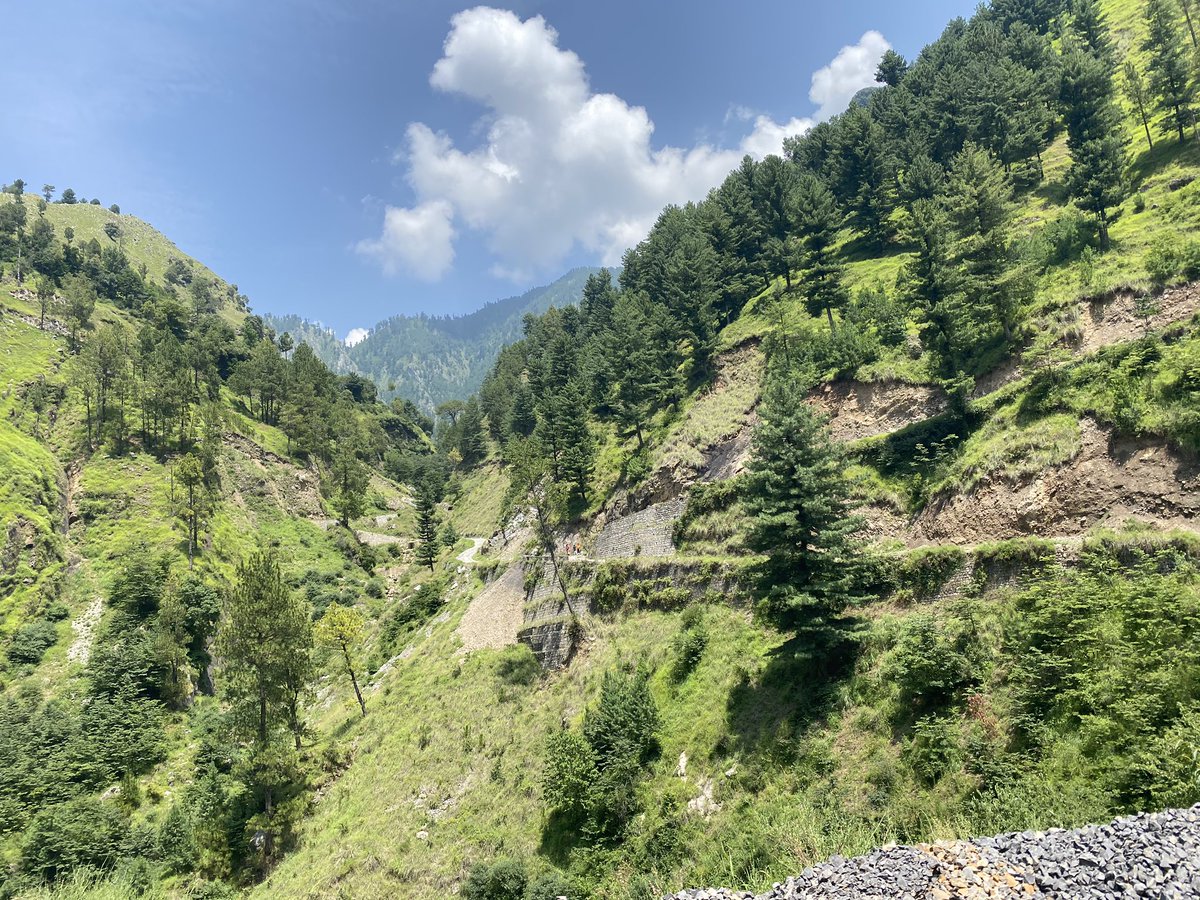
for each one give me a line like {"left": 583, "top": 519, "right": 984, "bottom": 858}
{"left": 665, "top": 805, "right": 1200, "bottom": 900}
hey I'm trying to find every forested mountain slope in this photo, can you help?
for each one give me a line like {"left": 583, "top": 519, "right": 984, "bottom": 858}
{"left": 265, "top": 267, "right": 604, "bottom": 412}
{"left": 2, "top": 0, "right": 1200, "bottom": 898}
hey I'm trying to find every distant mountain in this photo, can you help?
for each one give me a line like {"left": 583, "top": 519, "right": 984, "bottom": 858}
{"left": 267, "top": 266, "right": 605, "bottom": 410}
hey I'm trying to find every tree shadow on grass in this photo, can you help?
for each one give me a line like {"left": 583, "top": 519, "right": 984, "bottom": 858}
{"left": 724, "top": 616, "right": 864, "bottom": 756}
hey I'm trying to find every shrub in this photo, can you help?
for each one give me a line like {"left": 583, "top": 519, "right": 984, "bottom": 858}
{"left": 542, "top": 731, "right": 598, "bottom": 817}
{"left": 904, "top": 715, "right": 961, "bottom": 785}
{"left": 1035, "top": 209, "right": 1092, "bottom": 269}
{"left": 6, "top": 620, "right": 57, "bottom": 665}
{"left": 1146, "top": 235, "right": 1180, "bottom": 285}
{"left": 526, "top": 868, "right": 572, "bottom": 900}
{"left": 495, "top": 645, "right": 540, "bottom": 686}
{"left": 670, "top": 615, "right": 708, "bottom": 681}
{"left": 882, "top": 612, "right": 979, "bottom": 719}
{"left": 583, "top": 668, "right": 660, "bottom": 769}
{"left": 462, "top": 857, "right": 528, "bottom": 900}
{"left": 20, "top": 798, "right": 130, "bottom": 881}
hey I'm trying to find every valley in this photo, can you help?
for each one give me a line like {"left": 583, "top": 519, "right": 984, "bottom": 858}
{"left": 2, "top": 0, "right": 1200, "bottom": 897}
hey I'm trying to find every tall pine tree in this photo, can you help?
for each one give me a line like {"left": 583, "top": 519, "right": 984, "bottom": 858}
{"left": 741, "top": 368, "right": 864, "bottom": 633}
{"left": 1144, "top": 0, "right": 1197, "bottom": 142}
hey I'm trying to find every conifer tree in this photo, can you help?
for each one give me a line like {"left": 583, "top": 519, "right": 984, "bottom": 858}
{"left": 315, "top": 604, "right": 367, "bottom": 717}
{"left": 742, "top": 368, "right": 863, "bottom": 633}
{"left": 1180, "top": 0, "right": 1198, "bottom": 49}
{"left": 217, "top": 552, "right": 314, "bottom": 858}
{"left": 175, "top": 453, "right": 209, "bottom": 569}
{"left": 1059, "top": 42, "right": 1126, "bottom": 248}
{"left": 1144, "top": 0, "right": 1197, "bottom": 143}
{"left": 946, "top": 144, "right": 1027, "bottom": 343}
{"left": 607, "top": 291, "right": 680, "bottom": 447}
{"left": 791, "top": 173, "right": 847, "bottom": 329}
{"left": 415, "top": 486, "right": 439, "bottom": 572}
{"left": 1123, "top": 60, "right": 1156, "bottom": 150}
{"left": 1071, "top": 0, "right": 1115, "bottom": 65}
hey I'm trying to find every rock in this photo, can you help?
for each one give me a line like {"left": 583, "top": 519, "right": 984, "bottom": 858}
{"left": 663, "top": 804, "right": 1200, "bottom": 900}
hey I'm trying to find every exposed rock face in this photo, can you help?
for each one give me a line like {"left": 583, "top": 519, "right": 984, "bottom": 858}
{"left": 807, "top": 380, "right": 947, "bottom": 442}
{"left": 665, "top": 804, "right": 1200, "bottom": 899}
{"left": 915, "top": 418, "right": 1200, "bottom": 545}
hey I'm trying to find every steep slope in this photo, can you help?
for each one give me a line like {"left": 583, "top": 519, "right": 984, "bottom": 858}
{"left": 265, "top": 267, "right": 605, "bottom": 410}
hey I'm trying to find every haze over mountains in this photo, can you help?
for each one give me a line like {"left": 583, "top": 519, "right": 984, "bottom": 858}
{"left": 265, "top": 267, "right": 604, "bottom": 410}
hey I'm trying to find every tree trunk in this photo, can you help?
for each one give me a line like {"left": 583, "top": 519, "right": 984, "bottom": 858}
{"left": 1183, "top": 1, "right": 1198, "bottom": 48}
{"left": 825, "top": 304, "right": 835, "bottom": 332}
{"left": 343, "top": 643, "right": 366, "bottom": 717}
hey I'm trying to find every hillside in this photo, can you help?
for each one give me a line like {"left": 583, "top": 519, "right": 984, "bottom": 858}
{"left": 265, "top": 267, "right": 605, "bottom": 411}
{"left": 2, "top": 0, "right": 1200, "bottom": 898}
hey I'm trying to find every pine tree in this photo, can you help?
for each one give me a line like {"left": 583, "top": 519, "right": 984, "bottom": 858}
{"left": 1059, "top": 43, "right": 1126, "bottom": 248}
{"left": 1144, "top": 0, "right": 1197, "bottom": 143}
{"left": 175, "top": 453, "right": 209, "bottom": 569}
{"left": 415, "top": 487, "right": 439, "bottom": 572}
{"left": 1123, "top": 61, "right": 1156, "bottom": 150}
{"left": 330, "top": 409, "right": 368, "bottom": 528}
{"left": 607, "top": 292, "right": 681, "bottom": 447}
{"left": 946, "top": 144, "right": 1027, "bottom": 344}
{"left": 830, "top": 106, "right": 894, "bottom": 249}
{"left": 741, "top": 368, "right": 864, "bottom": 633}
{"left": 791, "top": 173, "right": 847, "bottom": 329}
{"left": 1181, "top": 0, "right": 1199, "bottom": 49}
{"left": 1070, "top": 0, "right": 1115, "bottom": 65}
{"left": 217, "top": 551, "right": 314, "bottom": 858}
{"left": 457, "top": 396, "right": 487, "bottom": 466}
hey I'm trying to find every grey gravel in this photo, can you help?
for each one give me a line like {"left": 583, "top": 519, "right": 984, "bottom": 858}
{"left": 664, "top": 805, "right": 1200, "bottom": 899}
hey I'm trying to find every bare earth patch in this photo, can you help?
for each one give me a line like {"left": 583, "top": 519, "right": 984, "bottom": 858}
{"left": 1077, "top": 281, "right": 1200, "bottom": 353}
{"left": 456, "top": 564, "right": 525, "bottom": 653}
{"left": 914, "top": 418, "right": 1200, "bottom": 545}
{"left": 67, "top": 595, "right": 103, "bottom": 665}
{"left": 808, "top": 380, "right": 947, "bottom": 442}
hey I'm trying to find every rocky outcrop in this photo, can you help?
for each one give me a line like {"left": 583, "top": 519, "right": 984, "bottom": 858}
{"left": 914, "top": 418, "right": 1200, "bottom": 545}
{"left": 665, "top": 804, "right": 1200, "bottom": 899}
{"left": 807, "top": 380, "right": 947, "bottom": 442}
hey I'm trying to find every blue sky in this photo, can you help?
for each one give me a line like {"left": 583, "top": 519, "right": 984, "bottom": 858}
{"left": 3, "top": 0, "right": 972, "bottom": 338}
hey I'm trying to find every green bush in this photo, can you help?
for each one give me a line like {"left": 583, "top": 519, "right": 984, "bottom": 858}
{"left": 1146, "top": 235, "right": 1180, "bottom": 285}
{"left": 903, "top": 715, "right": 961, "bottom": 785}
{"left": 583, "top": 669, "right": 659, "bottom": 769}
{"left": 20, "top": 798, "right": 130, "bottom": 881}
{"left": 495, "top": 645, "right": 540, "bottom": 686}
{"left": 462, "top": 857, "right": 527, "bottom": 900}
{"left": 881, "top": 612, "right": 980, "bottom": 719}
{"left": 6, "top": 620, "right": 58, "bottom": 665}
{"left": 526, "top": 868, "right": 572, "bottom": 900}
{"left": 670, "top": 611, "right": 708, "bottom": 681}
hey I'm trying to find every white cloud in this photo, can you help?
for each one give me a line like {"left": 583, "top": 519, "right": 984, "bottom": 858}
{"left": 355, "top": 199, "right": 456, "bottom": 280}
{"left": 740, "top": 114, "right": 816, "bottom": 160}
{"left": 344, "top": 327, "right": 370, "bottom": 347}
{"left": 809, "top": 30, "right": 891, "bottom": 120}
{"left": 361, "top": 8, "right": 885, "bottom": 280}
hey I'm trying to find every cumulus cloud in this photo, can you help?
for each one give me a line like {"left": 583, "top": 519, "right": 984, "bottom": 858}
{"left": 344, "top": 327, "right": 370, "bottom": 347}
{"left": 809, "top": 30, "right": 890, "bottom": 120}
{"left": 355, "top": 200, "right": 456, "bottom": 280}
{"left": 359, "top": 8, "right": 885, "bottom": 280}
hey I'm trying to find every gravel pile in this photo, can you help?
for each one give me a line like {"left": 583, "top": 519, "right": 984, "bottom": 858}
{"left": 664, "top": 805, "right": 1200, "bottom": 900}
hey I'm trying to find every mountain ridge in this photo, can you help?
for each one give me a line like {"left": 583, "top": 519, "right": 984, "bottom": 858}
{"left": 265, "top": 266, "right": 606, "bottom": 410}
